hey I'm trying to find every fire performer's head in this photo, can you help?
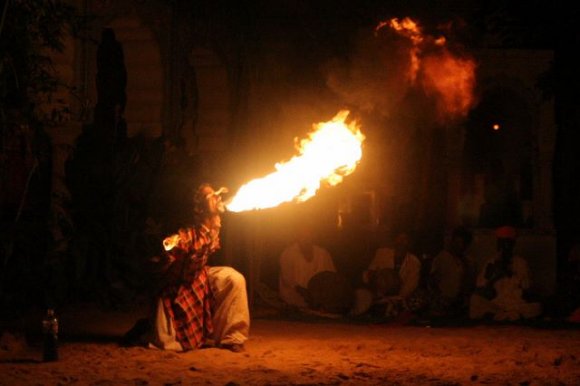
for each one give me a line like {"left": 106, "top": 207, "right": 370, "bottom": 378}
{"left": 193, "top": 183, "right": 228, "bottom": 229}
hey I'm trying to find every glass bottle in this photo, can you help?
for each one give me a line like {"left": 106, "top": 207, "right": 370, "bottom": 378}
{"left": 42, "top": 309, "right": 59, "bottom": 362}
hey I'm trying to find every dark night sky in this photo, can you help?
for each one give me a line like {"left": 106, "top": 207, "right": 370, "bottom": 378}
{"left": 229, "top": 0, "right": 568, "bottom": 48}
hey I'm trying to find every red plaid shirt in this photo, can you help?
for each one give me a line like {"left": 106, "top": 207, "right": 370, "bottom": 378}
{"left": 161, "top": 225, "right": 219, "bottom": 350}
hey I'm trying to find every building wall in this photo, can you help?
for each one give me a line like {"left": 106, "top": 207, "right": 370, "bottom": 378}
{"left": 108, "top": 17, "right": 164, "bottom": 138}
{"left": 452, "top": 49, "right": 557, "bottom": 296}
{"left": 476, "top": 49, "right": 555, "bottom": 231}
{"left": 185, "top": 47, "right": 232, "bottom": 157}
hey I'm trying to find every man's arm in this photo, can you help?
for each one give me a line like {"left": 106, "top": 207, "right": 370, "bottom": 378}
{"left": 279, "top": 247, "right": 307, "bottom": 307}
{"left": 363, "top": 248, "right": 388, "bottom": 284}
{"left": 279, "top": 249, "right": 296, "bottom": 290}
{"left": 399, "top": 255, "right": 420, "bottom": 298}
{"left": 428, "top": 253, "right": 443, "bottom": 291}
{"left": 160, "top": 227, "right": 216, "bottom": 283}
{"left": 513, "top": 257, "right": 531, "bottom": 290}
{"left": 474, "top": 258, "right": 506, "bottom": 300}
{"left": 319, "top": 247, "right": 337, "bottom": 272}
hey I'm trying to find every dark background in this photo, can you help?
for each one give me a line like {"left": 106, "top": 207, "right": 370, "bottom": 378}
{"left": 0, "top": 0, "right": 578, "bottom": 316}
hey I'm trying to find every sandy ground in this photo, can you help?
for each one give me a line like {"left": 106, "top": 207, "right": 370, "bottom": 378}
{"left": 1, "top": 306, "right": 580, "bottom": 386}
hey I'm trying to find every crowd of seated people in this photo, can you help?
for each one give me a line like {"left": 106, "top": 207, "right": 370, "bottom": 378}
{"left": 275, "top": 221, "right": 580, "bottom": 325}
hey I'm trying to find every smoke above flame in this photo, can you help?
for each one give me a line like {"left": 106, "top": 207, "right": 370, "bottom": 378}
{"left": 226, "top": 110, "right": 365, "bottom": 212}
{"left": 376, "top": 17, "right": 476, "bottom": 120}
{"left": 327, "top": 17, "right": 476, "bottom": 122}
{"left": 421, "top": 54, "right": 476, "bottom": 119}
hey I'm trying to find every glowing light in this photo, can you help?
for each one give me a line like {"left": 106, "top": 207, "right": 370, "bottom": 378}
{"left": 163, "top": 234, "right": 180, "bottom": 251}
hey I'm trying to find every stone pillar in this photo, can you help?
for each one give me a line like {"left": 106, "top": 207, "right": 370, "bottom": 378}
{"left": 45, "top": 123, "right": 82, "bottom": 259}
{"left": 534, "top": 99, "right": 556, "bottom": 230}
{"left": 445, "top": 124, "right": 466, "bottom": 229}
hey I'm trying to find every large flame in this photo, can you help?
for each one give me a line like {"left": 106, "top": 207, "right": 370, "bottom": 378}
{"left": 376, "top": 17, "right": 476, "bottom": 119}
{"left": 226, "top": 110, "right": 365, "bottom": 212}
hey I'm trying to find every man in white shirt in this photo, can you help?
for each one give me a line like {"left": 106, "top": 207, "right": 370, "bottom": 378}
{"left": 364, "top": 231, "right": 421, "bottom": 301}
{"left": 354, "top": 231, "right": 421, "bottom": 319}
{"left": 470, "top": 226, "right": 541, "bottom": 321}
{"left": 279, "top": 224, "right": 337, "bottom": 309}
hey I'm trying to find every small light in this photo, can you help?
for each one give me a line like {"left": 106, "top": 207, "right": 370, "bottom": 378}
{"left": 492, "top": 123, "right": 500, "bottom": 131}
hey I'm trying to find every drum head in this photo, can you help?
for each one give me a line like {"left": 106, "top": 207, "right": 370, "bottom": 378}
{"left": 307, "top": 271, "right": 354, "bottom": 314}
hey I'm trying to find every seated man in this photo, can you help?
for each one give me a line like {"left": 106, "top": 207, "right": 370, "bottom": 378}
{"left": 428, "top": 226, "right": 475, "bottom": 317}
{"left": 362, "top": 231, "right": 421, "bottom": 317}
{"left": 148, "top": 183, "right": 250, "bottom": 352}
{"left": 470, "top": 225, "right": 541, "bottom": 321}
{"left": 279, "top": 223, "right": 352, "bottom": 314}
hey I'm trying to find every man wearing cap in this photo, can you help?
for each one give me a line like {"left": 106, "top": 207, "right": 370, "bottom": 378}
{"left": 469, "top": 225, "right": 541, "bottom": 321}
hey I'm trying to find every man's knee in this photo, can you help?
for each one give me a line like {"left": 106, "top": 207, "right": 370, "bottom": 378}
{"left": 214, "top": 267, "right": 246, "bottom": 290}
{"left": 227, "top": 268, "right": 246, "bottom": 290}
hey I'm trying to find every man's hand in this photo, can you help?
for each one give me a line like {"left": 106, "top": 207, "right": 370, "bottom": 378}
{"left": 485, "top": 261, "right": 509, "bottom": 282}
{"left": 163, "top": 234, "right": 180, "bottom": 251}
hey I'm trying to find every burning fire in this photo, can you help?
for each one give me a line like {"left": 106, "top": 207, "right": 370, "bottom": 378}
{"left": 226, "top": 110, "right": 365, "bottom": 212}
{"left": 376, "top": 17, "right": 476, "bottom": 119}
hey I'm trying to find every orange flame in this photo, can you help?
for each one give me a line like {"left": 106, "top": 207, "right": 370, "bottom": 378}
{"left": 376, "top": 17, "right": 476, "bottom": 119}
{"left": 226, "top": 110, "right": 365, "bottom": 212}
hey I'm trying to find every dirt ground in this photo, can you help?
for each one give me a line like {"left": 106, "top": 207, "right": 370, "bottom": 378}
{"left": 1, "top": 306, "right": 580, "bottom": 386}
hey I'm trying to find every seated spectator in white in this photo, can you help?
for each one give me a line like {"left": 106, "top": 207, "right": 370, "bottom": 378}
{"left": 279, "top": 223, "right": 337, "bottom": 310}
{"left": 363, "top": 231, "right": 421, "bottom": 302}
{"left": 470, "top": 226, "right": 542, "bottom": 321}
{"left": 353, "top": 231, "right": 421, "bottom": 319}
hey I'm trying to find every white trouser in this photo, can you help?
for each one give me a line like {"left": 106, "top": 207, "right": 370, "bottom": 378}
{"left": 469, "top": 293, "right": 542, "bottom": 321}
{"left": 149, "top": 266, "right": 250, "bottom": 351}
{"left": 208, "top": 266, "right": 250, "bottom": 346}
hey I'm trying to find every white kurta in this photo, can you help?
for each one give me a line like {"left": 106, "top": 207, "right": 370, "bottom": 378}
{"left": 364, "top": 248, "right": 421, "bottom": 299}
{"left": 279, "top": 242, "right": 336, "bottom": 308}
{"left": 470, "top": 255, "right": 541, "bottom": 320}
{"left": 149, "top": 266, "right": 250, "bottom": 351}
